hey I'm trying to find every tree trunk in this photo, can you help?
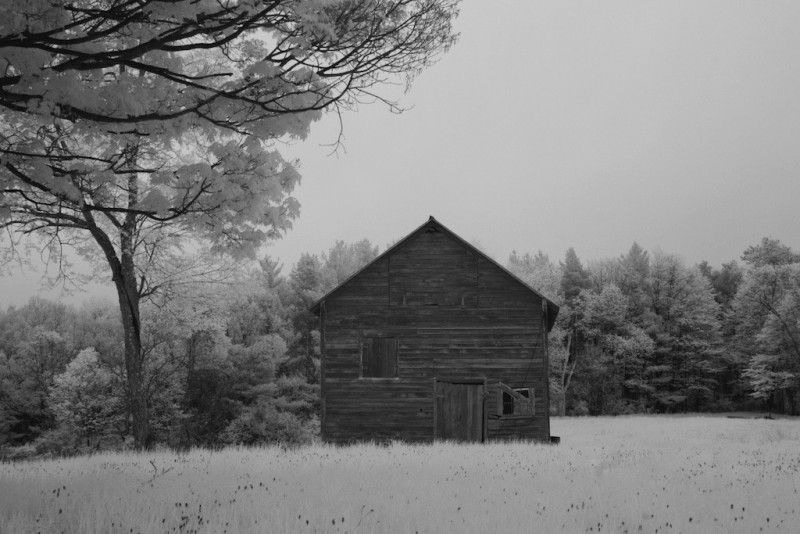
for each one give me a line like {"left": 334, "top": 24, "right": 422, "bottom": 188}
{"left": 81, "top": 155, "right": 151, "bottom": 449}
{"left": 558, "top": 335, "right": 578, "bottom": 417}
{"left": 118, "top": 168, "right": 151, "bottom": 450}
{"left": 115, "top": 271, "right": 150, "bottom": 449}
{"left": 87, "top": 223, "right": 151, "bottom": 449}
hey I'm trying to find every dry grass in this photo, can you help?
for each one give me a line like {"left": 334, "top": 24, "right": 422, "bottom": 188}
{"left": 1, "top": 415, "right": 799, "bottom": 533}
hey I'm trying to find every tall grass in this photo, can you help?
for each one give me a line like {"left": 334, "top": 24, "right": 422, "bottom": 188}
{"left": 1, "top": 415, "right": 798, "bottom": 533}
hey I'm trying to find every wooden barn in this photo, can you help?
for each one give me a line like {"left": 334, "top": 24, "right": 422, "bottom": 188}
{"left": 311, "top": 216, "right": 559, "bottom": 443}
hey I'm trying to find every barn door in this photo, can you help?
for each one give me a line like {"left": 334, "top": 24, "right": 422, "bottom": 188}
{"left": 435, "top": 381, "right": 485, "bottom": 442}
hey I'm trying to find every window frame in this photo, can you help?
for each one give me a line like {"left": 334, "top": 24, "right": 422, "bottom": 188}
{"left": 359, "top": 335, "right": 399, "bottom": 380}
{"left": 497, "top": 383, "right": 535, "bottom": 418}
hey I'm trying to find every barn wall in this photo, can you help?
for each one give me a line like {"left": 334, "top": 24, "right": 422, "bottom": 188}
{"left": 320, "top": 227, "right": 551, "bottom": 443}
{"left": 388, "top": 228, "right": 477, "bottom": 307}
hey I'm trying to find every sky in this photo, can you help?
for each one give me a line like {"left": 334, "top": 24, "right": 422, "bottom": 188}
{"left": 3, "top": 0, "right": 800, "bottom": 307}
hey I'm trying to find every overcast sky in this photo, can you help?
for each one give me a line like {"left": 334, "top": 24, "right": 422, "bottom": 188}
{"left": 3, "top": 0, "right": 800, "bottom": 308}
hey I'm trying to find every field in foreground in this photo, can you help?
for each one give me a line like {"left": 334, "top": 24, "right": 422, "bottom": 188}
{"left": 1, "top": 416, "right": 799, "bottom": 533}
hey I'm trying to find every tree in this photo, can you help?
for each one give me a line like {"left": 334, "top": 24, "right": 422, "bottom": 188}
{"left": 741, "top": 238, "right": 800, "bottom": 268}
{"left": 321, "top": 239, "right": 380, "bottom": 290}
{"left": 618, "top": 242, "right": 651, "bottom": 324}
{"left": 646, "top": 252, "right": 721, "bottom": 411}
{"left": 560, "top": 247, "right": 591, "bottom": 306}
{"left": 0, "top": 298, "right": 77, "bottom": 444}
{"left": 70, "top": 299, "right": 125, "bottom": 367}
{"left": 575, "top": 283, "right": 655, "bottom": 414}
{"left": 49, "top": 348, "right": 124, "bottom": 451}
{"left": 585, "top": 258, "right": 623, "bottom": 293}
{"left": 734, "top": 262, "right": 800, "bottom": 413}
{"left": 548, "top": 248, "right": 590, "bottom": 415}
{"left": 506, "top": 250, "right": 561, "bottom": 301}
{"left": 1, "top": 0, "right": 460, "bottom": 449}
{"left": 548, "top": 324, "right": 574, "bottom": 416}
{"left": 699, "top": 260, "right": 743, "bottom": 308}
{"left": 732, "top": 238, "right": 800, "bottom": 413}
{"left": 285, "top": 252, "right": 324, "bottom": 379}
{"left": 285, "top": 240, "right": 379, "bottom": 381}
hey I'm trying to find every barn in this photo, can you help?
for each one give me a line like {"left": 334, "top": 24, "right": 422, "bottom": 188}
{"left": 311, "top": 216, "right": 559, "bottom": 443}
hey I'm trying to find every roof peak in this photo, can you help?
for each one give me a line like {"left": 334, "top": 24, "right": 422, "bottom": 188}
{"left": 310, "top": 215, "right": 559, "bottom": 329}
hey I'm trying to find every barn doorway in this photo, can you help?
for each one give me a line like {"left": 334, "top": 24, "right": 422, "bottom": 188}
{"left": 434, "top": 380, "right": 487, "bottom": 442}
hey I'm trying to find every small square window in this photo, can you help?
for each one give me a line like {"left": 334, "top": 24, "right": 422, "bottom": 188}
{"left": 499, "top": 385, "right": 534, "bottom": 416}
{"left": 361, "top": 337, "right": 397, "bottom": 378}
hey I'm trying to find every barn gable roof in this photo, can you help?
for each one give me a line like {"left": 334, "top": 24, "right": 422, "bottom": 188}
{"left": 310, "top": 216, "right": 560, "bottom": 330}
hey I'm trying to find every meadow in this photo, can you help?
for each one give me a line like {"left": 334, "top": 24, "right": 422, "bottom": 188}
{"left": 1, "top": 415, "right": 799, "bottom": 533}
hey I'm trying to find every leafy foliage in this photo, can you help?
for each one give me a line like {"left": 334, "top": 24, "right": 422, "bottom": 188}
{"left": 48, "top": 348, "right": 125, "bottom": 452}
{"left": 541, "top": 246, "right": 731, "bottom": 415}
{"left": 507, "top": 250, "right": 561, "bottom": 302}
{"left": 733, "top": 249, "right": 800, "bottom": 412}
{"left": 0, "top": 0, "right": 461, "bottom": 450}
{"left": 0, "top": 298, "right": 78, "bottom": 445}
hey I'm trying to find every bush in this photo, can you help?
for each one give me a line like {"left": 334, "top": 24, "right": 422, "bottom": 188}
{"left": 703, "top": 397, "right": 736, "bottom": 413}
{"left": 32, "top": 425, "right": 83, "bottom": 458}
{"left": 0, "top": 443, "right": 38, "bottom": 461}
{"left": 220, "top": 402, "right": 318, "bottom": 446}
{"left": 568, "top": 400, "right": 590, "bottom": 416}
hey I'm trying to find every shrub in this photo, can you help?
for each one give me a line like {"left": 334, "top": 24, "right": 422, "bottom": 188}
{"left": 221, "top": 402, "right": 317, "bottom": 446}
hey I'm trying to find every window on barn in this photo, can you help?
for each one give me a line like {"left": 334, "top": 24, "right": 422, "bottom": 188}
{"left": 498, "top": 383, "right": 534, "bottom": 416}
{"left": 361, "top": 337, "right": 398, "bottom": 378}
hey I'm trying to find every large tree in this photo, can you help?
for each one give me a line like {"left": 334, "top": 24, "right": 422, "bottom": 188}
{"left": 551, "top": 247, "right": 590, "bottom": 415}
{"left": 0, "top": 0, "right": 459, "bottom": 448}
{"left": 646, "top": 252, "right": 721, "bottom": 411}
{"left": 734, "top": 239, "right": 800, "bottom": 414}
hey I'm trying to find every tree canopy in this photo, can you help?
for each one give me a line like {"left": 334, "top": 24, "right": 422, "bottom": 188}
{"left": 1, "top": 0, "right": 460, "bottom": 256}
{"left": 0, "top": 0, "right": 459, "bottom": 130}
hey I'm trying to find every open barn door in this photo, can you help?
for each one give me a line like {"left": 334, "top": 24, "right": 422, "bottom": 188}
{"left": 434, "top": 380, "right": 487, "bottom": 442}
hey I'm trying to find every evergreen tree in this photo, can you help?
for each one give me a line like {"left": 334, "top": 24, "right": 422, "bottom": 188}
{"left": 618, "top": 242, "right": 652, "bottom": 325}
{"left": 646, "top": 252, "right": 722, "bottom": 412}
{"left": 548, "top": 248, "right": 590, "bottom": 415}
{"left": 575, "top": 283, "right": 655, "bottom": 414}
{"left": 560, "top": 247, "right": 591, "bottom": 306}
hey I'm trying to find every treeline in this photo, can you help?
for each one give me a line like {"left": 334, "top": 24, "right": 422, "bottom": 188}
{"left": 1, "top": 236, "right": 798, "bottom": 458}
{"left": 508, "top": 237, "right": 800, "bottom": 417}
{"left": 0, "top": 240, "right": 378, "bottom": 459}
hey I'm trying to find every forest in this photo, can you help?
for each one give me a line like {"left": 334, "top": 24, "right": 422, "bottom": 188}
{"left": 1, "top": 235, "right": 798, "bottom": 459}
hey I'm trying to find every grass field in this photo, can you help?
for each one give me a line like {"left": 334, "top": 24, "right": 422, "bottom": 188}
{"left": 1, "top": 415, "right": 799, "bottom": 533}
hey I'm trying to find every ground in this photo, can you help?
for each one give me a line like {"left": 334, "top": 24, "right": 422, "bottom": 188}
{"left": 1, "top": 415, "right": 798, "bottom": 533}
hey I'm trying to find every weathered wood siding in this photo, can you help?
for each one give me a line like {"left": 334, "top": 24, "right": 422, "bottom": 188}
{"left": 319, "top": 225, "right": 551, "bottom": 443}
